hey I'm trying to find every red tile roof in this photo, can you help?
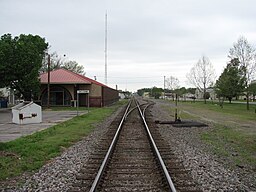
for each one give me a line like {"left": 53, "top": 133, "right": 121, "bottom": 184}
{"left": 40, "top": 68, "right": 108, "bottom": 87}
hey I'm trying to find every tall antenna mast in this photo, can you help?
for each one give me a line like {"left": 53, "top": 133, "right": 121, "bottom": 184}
{"left": 104, "top": 11, "right": 108, "bottom": 85}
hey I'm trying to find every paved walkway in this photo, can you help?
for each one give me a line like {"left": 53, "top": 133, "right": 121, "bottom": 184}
{"left": 0, "top": 109, "right": 87, "bottom": 142}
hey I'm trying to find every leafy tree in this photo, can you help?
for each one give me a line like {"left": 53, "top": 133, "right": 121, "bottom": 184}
{"left": 0, "top": 90, "right": 4, "bottom": 98}
{"left": 187, "top": 88, "right": 196, "bottom": 94}
{"left": 215, "top": 58, "right": 245, "bottom": 103}
{"left": 151, "top": 87, "right": 163, "bottom": 99}
{"left": 249, "top": 81, "right": 256, "bottom": 101}
{"left": 186, "top": 55, "right": 216, "bottom": 104}
{"left": 174, "top": 87, "right": 186, "bottom": 96}
{"left": 229, "top": 36, "right": 256, "bottom": 109}
{"left": 137, "top": 89, "right": 144, "bottom": 96}
{"left": 137, "top": 87, "right": 163, "bottom": 99}
{"left": 137, "top": 88, "right": 152, "bottom": 96}
{"left": 0, "top": 34, "right": 48, "bottom": 100}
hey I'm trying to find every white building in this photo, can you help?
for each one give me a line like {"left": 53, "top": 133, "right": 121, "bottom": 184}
{"left": 12, "top": 101, "right": 42, "bottom": 124}
{"left": 195, "top": 88, "right": 217, "bottom": 100}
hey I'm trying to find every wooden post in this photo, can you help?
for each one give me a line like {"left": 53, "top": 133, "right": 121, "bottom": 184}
{"left": 47, "top": 54, "right": 50, "bottom": 109}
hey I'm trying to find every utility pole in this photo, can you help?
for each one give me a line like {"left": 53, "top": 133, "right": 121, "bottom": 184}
{"left": 104, "top": 11, "right": 108, "bottom": 85}
{"left": 47, "top": 54, "right": 50, "bottom": 108}
{"left": 164, "top": 76, "right": 166, "bottom": 100}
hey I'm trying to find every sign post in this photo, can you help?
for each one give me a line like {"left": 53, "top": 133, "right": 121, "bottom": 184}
{"left": 76, "top": 90, "right": 90, "bottom": 116}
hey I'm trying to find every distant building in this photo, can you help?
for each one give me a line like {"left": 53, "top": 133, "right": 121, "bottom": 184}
{"left": 119, "top": 91, "right": 131, "bottom": 99}
{"left": 0, "top": 87, "right": 16, "bottom": 105}
{"left": 143, "top": 92, "right": 150, "bottom": 98}
{"left": 40, "top": 68, "right": 119, "bottom": 107}
{"left": 195, "top": 88, "right": 217, "bottom": 100}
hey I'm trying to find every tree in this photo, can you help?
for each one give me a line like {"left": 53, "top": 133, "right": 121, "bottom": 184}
{"left": 40, "top": 52, "right": 63, "bottom": 72}
{"left": 41, "top": 52, "right": 85, "bottom": 75}
{"left": 165, "top": 76, "right": 179, "bottom": 91}
{"left": 62, "top": 60, "right": 85, "bottom": 75}
{"left": 0, "top": 34, "right": 48, "bottom": 100}
{"left": 229, "top": 36, "right": 256, "bottom": 110}
{"left": 0, "top": 90, "right": 4, "bottom": 98}
{"left": 137, "top": 87, "right": 163, "bottom": 99}
{"left": 165, "top": 76, "right": 179, "bottom": 100}
{"left": 187, "top": 87, "right": 196, "bottom": 94}
{"left": 174, "top": 87, "right": 186, "bottom": 96}
{"left": 151, "top": 87, "right": 163, "bottom": 99}
{"left": 137, "top": 89, "right": 144, "bottom": 96}
{"left": 173, "top": 87, "right": 187, "bottom": 101}
{"left": 215, "top": 58, "right": 245, "bottom": 103}
{"left": 248, "top": 81, "right": 256, "bottom": 101}
{"left": 186, "top": 55, "right": 216, "bottom": 104}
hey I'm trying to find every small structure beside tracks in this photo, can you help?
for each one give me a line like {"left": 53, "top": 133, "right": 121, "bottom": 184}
{"left": 12, "top": 101, "right": 42, "bottom": 124}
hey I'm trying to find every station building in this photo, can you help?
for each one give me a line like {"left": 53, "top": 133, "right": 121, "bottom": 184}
{"left": 40, "top": 68, "right": 119, "bottom": 107}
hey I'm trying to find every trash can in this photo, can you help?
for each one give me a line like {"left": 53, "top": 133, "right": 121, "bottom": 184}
{"left": 12, "top": 101, "right": 42, "bottom": 124}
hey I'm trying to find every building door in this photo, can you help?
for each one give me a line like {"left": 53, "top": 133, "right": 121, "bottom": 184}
{"left": 79, "top": 94, "right": 88, "bottom": 107}
{"left": 55, "top": 92, "right": 63, "bottom": 105}
{"left": 41, "top": 86, "right": 71, "bottom": 106}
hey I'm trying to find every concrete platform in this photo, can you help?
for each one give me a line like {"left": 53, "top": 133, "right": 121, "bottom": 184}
{"left": 0, "top": 109, "right": 87, "bottom": 143}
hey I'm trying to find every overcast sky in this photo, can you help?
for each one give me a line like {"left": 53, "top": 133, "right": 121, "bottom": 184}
{"left": 1, "top": 0, "right": 256, "bottom": 92}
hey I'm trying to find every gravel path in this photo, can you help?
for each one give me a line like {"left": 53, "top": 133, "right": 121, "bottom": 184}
{"left": 151, "top": 100, "right": 256, "bottom": 191}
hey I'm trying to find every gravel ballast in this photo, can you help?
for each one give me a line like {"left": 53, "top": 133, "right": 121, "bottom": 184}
{"left": 151, "top": 100, "right": 255, "bottom": 192}
{"left": 1, "top": 100, "right": 255, "bottom": 191}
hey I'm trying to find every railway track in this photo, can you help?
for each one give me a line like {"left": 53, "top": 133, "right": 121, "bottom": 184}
{"left": 70, "top": 97, "right": 201, "bottom": 192}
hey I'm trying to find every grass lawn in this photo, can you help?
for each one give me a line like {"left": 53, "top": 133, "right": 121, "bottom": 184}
{"left": 0, "top": 100, "right": 127, "bottom": 181}
{"left": 179, "top": 100, "right": 256, "bottom": 121}
{"left": 201, "top": 124, "right": 256, "bottom": 168}
{"left": 164, "top": 100, "right": 256, "bottom": 169}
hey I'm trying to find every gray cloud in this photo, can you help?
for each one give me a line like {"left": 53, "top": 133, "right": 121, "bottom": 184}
{"left": 1, "top": 0, "right": 256, "bottom": 91}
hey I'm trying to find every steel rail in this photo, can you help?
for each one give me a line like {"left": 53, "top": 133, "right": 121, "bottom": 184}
{"left": 124, "top": 105, "right": 138, "bottom": 120}
{"left": 125, "top": 103, "right": 147, "bottom": 119}
{"left": 142, "top": 104, "right": 151, "bottom": 117}
{"left": 136, "top": 99, "right": 177, "bottom": 192}
{"left": 89, "top": 99, "right": 132, "bottom": 192}
{"left": 142, "top": 100, "right": 155, "bottom": 117}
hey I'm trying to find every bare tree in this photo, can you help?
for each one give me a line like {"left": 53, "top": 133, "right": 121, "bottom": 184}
{"left": 229, "top": 36, "right": 256, "bottom": 110}
{"left": 187, "top": 55, "right": 216, "bottom": 104}
{"left": 40, "top": 52, "right": 63, "bottom": 73}
{"left": 165, "top": 76, "right": 179, "bottom": 100}
{"left": 40, "top": 52, "right": 85, "bottom": 75}
{"left": 62, "top": 60, "right": 85, "bottom": 75}
{"left": 165, "top": 76, "right": 179, "bottom": 90}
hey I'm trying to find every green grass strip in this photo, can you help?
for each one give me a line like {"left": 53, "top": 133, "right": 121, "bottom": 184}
{"left": 162, "top": 99, "right": 256, "bottom": 169}
{"left": 180, "top": 101, "right": 256, "bottom": 121}
{"left": 201, "top": 124, "right": 256, "bottom": 168}
{"left": 0, "top": 100, "right": 127, "bottom": 181}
